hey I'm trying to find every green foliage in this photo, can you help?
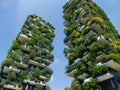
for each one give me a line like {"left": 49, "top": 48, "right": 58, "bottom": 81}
{"left": 92, "top": 65, "right": 107, "bottom": 77}
{"left": 34, "top": 85, "right": 43, "bottom": 90}
{"left": 65, "top": 87, "right": 72, "bottom": 90}
{"left": 31, "top": 67, "right": 41, "bottom": 80}
{"left": 12, "top": 40, "right": 19, "bottom": 50}
{"left": 83, "top": 78, "right": 101, "bottom": 90}
{"left": 2, "top": 58, "right": 12, "bottom": 68}
{"left": 45, "top": 85, "right": 51, "bottom": 90}
{"left": 64, "top": 27, "right": 73, "bottom": 36}
{"left": 18, "top": 71, "right": 27, "bottom": 82}
{"left": 7, "top": 71, "right": 16, "bottom": 81}
{"left": 23, "top": 54, "right": 30, "bottom": 64}
{"left": 71, "top": 79, "right": 82, "bottom": 90}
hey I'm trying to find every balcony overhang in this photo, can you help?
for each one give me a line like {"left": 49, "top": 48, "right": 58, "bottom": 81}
{"left": 97, "top": 73, "right": 113, "bottom": 82}
{"left": 39, "top": 75, "right": 47, "bottom": 80}
{"left": 29, "top": 60, "right": 46, "bottom": 67}
{"left": 104, "top": 59, "right": 120, "bottom": 71}
{"left": 3, "top": 85, "right": 22, "bottom": 90}
{"left": 18, "top": 34, "right": 30, "bottom": 42}
{"left": 2, "top": 66, "right": 20, "bottom": 73}
{"left": 23, "top": 79, "right": 46, "bottom": 86}
{"left": 89, "top": 23, "right": 104, "bottom": 33}
{"left": 78, "top": 73, "right": 89, "bottom": 80}
{"left": 14, "top": 61, "right": 28, "bottom": 69}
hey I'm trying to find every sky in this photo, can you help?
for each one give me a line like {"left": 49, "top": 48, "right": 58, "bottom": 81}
{"left": 0, "top": 0, "right": 120, "bottom": 90}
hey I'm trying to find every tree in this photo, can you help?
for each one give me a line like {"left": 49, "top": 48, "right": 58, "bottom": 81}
{"left": 71, "top": 79, "right": 82, "bottom": 90}
{"left": 65, "top": 87, "right": 72, "bottom": 90}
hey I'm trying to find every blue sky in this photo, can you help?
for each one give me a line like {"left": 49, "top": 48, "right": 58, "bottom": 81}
{"left": 0, "top": 0, "right": 120, "bottom": 90}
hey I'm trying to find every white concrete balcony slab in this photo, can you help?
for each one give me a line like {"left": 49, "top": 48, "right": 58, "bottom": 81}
{"left": 14, "top": 61, "right": 28, "bottom": 69}
{"left": 79, "top": 25, "right": 85, "bottom": 31}
{"left": 67, "top": 69, "right": 75, "bottom": 77}
{"left": 18, "top": 34, "right": 30, "bottom": 42}
{"left": 78, "top": 73, "right": 89, "bottom": 80}
{"left": 39, "top": 75, "right": 47, "bottom": 81}
{"left": 20, "top": 45, "right": 30, "bottom": 52}
{"left": 90, "top": 23, "right": 103, "bottom": 33}
{"left": 3, "top": 66, "right": 20, "bottom": 73}
{"left": 34, "top": 45, "right": 40, "bottom": 50}
{"left": 37, "top": 81, "right": 46, "bottom": 86}
{"left": 23, "top": 79, "right": 36, "bottom": 85}
{"left": 97, "top": 73, "right": 113, "bottom": 82}
{"left": 23, "top": 79, "right": 46, "bottom": 86}
{"left": 4, "top": 84, "right": 22, "bottom": 90}
{"left": 29, "top": 60, "right": 46, "bottom": 67}
{"left": 97, "top": 35, "right": 109, "bottom": 46}
{"left": 44, "top": 59, "right": 52, "bottom": 64}
{"left": 104, "top": 59, "right": 120, "bottom": 71}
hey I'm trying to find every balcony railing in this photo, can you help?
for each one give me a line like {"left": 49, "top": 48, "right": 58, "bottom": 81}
{"left": 18, "top": 34, "right": 30, "bottom": 42}
{"left": 89, "top": 23, "right": 103, "bottom": 33}
{"left": 29, "top": 60, "right": 46, "bottom": 67}
{"left": 3, "top": 84, "right": 22, "bottom": 90}
{"left": 97, "top": 73, "right": 113, "bottom": 82}
{"left": 2, "top": 66, "right": 20, "bottom": 73}
{"left": 14, "top": 61, "right": 28, "bottom": 69}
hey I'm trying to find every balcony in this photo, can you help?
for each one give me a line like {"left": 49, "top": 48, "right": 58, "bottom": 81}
{"left": 30, "top": 23, "right": 34, "bottom": 28}
{"left": 34, "top": 45, "right": 40, "bottom": 50}
{"left": 44, "top": 59, "right": 52, "bottom": 64}
{"left": 83, "top": 4, "right": 89, "bottom": 10}
{"left": 37, "top": 81, "right": 46, "bottom": 86}
{"left": 23, "top": 79, "right": 36, "bottom": 85}
{"left": 89, "top": 23, "right": 104, "bottom": 33}
{"left": 29, "top": 60, "right": 46, "bottom": 67}
{"left": 39, "top": 75, "right": 47, "bottom": 81}
{"left": 67, "top": 69, "right": 75, "bottom": 77}
{"left": 14, "top": 61, "right": 28, "bottom": 69}
{"left": 2, "top": 66, "right": 20, "bottom": 73}
{"left": 20, "top": 45, "right": 30, "bottom": 52}
{"left": 104, "top": 59, "right": 120, "bottom": 71}
{"left": 18, "top": 34, "right": 30, "bottom": 42}
{"left": 96, "top": 55, "right": 103, "bottom": 63}
{"left": 97, "top": 73, "right": 113, "bottom": 82}
{"left": 78, "top": 73, "right": 89, "bottom": 80}
{"left": 3, "top": 84, "right": 22, "bottom": 90}
{"left": 79, "top": 25, "right": 85, "bottom": 31}
{"left": 97, "top": 35, "right": 109, "bottom": 46}
{"left": 23, "top": 79, "right": 45, "bottom": 86}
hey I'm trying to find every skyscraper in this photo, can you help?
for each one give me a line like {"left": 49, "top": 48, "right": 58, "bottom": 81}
{"left": 63, "top": 0, "right": 120, "bottom": 90}
{"left": 0, "top": 14, "right": 55, "bottom": 90}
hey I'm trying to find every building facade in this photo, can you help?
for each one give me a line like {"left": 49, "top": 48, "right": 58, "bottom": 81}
{"left": 0, "top": 15, "right": 55, "bottom": 90}
{"left": 63, "top": 0, "right": 120, "bottom": 90}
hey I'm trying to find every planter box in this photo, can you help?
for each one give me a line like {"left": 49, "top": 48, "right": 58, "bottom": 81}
{"left": 14, "top": 61, "right": 28, "bottom": 69}
{"left": 104, "top": 60, "right": 120, "bottom": 71}
{"left": 2, "top": 66, "right": 20, "bottom": 73}
{"left": 97, "top": 73, "right": 113, "bottom": 82}
{"left": 97, "top": 35, "right": 109, "bottom": 46}
{"left": 4, "top": 85, "right": 22, "bottom": 90}
{"left": 78, "top": 73, "right": 89, "bottom": 80}
{"left": 39, "top": 75, "right": 47, "bottom": 81}
{"left": 89, "top": 23, "right": 103, "bottom": 33}
{"left": 18, "top": 34, "right": 30, "bottom": 42}
{"left": 29, "top": 60, "right": 46, "bottom": 67}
